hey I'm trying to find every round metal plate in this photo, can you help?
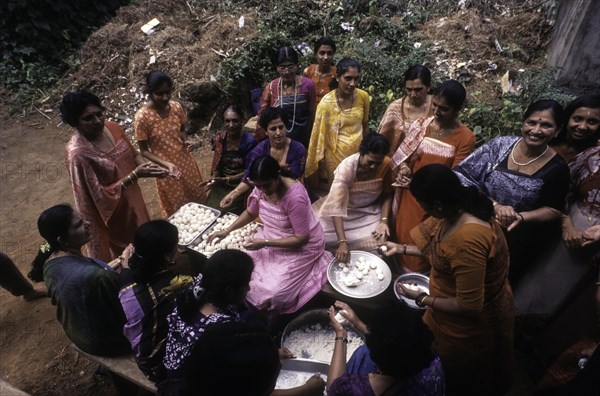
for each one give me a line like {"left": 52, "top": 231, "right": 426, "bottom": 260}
{"left": 327, "top": 250, "right": 392, "bottom": 299}
{"left": 393, "top": 273, "right": 430, "bottom": 309}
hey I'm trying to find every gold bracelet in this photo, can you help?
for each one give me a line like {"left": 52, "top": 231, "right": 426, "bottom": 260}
{"left": 518, "top": 213, "right": 525, "bottom": 222}
{"left": 132, "top": 171, "right": 138, "bottom": 181}
{"left": 264, "top": 239, "right": 270, "bottom": 246}
{"left": 337, "top": 239, "right": 347, "bottom": 245}
{"left": 380, "top": 217, "right": 388, "bottom": 222}
{"left": 334, "top": 336, "right": 348, "bottom": 343}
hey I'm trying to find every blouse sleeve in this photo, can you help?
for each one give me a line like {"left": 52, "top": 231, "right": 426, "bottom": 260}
{"left": 453, "top": 139, "right": 502, "bottom": 194}
{"left": 451, "top": 127, "right": 476, "bottom": 167}
{"left": 175, "top": 101, "right": 188, "bottom": 125}
{"left": 285, "top": 184, "right": 312, "bottom": 235}
{"left": 246, "top": 188, "right": 261, "bottom": 216}
{"left": 242, "top": 142, "right": 265, "bottom": 183}
{"left": 287, "top": 142, "right": 307, "bottom": 179}
{"left": 446, "top": 224, "right": 493, "bottom": 312}
{"left": 360, "top": 90, "right": 370, "bottom": 127}
{"left": 133, "top": 109, "right": 151, "bottom": 142}
{"left": 329, "top": 374, "right": 372, "bottom": 396}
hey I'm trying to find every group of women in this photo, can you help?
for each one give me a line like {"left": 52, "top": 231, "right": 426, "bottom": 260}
{"left": 27, "top": 34, "right": 599, "bottom": 396}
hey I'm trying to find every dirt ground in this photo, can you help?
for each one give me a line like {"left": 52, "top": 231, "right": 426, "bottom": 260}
{"left": 0, "top": 111, "right": 214, "bottom": 395}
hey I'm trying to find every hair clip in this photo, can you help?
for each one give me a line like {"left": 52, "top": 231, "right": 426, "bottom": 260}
{"left": 40, "top": 242, "right": 51, "bottom": 254}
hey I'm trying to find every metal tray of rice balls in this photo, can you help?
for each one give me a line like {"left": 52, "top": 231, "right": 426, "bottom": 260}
{"left": 327, "top": 250, "right": 392, "bottom": 299}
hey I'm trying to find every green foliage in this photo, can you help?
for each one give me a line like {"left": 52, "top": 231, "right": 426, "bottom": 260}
{"left": 462, "top": 68, "right": 575, "bottom": 145}
{"left": 0, "top": 0, "right": 128, "bottom": 104}
{"left": 217, "top": 0, "right": 432, "bottom": 130}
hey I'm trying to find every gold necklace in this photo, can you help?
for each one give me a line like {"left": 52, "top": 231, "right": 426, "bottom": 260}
{"left": 510, "top": 139, "right": 549, "bottom": 166}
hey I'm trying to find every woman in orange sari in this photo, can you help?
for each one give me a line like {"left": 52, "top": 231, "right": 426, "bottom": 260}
{"left": 303, "top": 37, "right": 337, "bottom": 104}
{"left": 383, "top": 164, "right": 514, "bottom": 396}
{"left": 392, "top": 80, "right": 475, "bottom": 273}
{"left": 135, "top": 70, "right": 206, "bottom": 217}
{"left": 62, "top": 91, "right": 167, "bottom": 262}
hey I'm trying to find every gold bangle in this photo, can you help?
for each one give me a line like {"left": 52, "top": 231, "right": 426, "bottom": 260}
{"left": 518, "top": 213, "right": 525, "bottom": 222}
{"left": 380, "top": 217, "right": 388, "bottom": 222}
{"left": 334, "top": 336, "right": 348, "bottom": 343}
{"left": 132, "top": 171, "right": 138, "bottom": 181}
{"left": 264, "top": 239, "right": 270, "bottom": 246}
{"left": 337, "top": 239, "right": 347, "bottom": 245}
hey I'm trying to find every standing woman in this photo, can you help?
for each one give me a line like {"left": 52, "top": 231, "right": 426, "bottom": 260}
{"left": 135, "top": 70, "right": 206, "bottom": 218}
{"left": 62, "top": 90, "right": 166, "bottom": 262}
{"left": 303, "top": 37, "right": 337, "bottom": 104}
{"left": 203, "top": 106, "right": 257, "bottom": 214}
{"left": 453, "top": 100, "right": 569, "bottom": 287}
{"left": 383, "top": 165, "right": 514, "bottom": 396}
{"left": 256, "top": 46, "right": 316, "bottom": 148}
{"left": 392, "top": 80, "right": 475, "bottom": 273}
{"left": 305, "top": 58, "right": 370, "bottom": 195}
{"left": 378, "top": 65, "right": 434, "bottom": 155}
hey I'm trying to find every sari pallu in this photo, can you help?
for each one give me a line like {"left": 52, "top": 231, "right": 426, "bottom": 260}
{"left": 316, "top": 153, "right": 392, "bottom": 252}
{"left": 514, "top": 146, "right": 599, "bottom": 319}
{"left": 66, "top": 121, "right": 149, "bottom": 262}
{"left": 392, "top": 117, "right": 475, "bottom": 273}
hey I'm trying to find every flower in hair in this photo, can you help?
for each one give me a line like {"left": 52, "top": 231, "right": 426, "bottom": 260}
{"left": 40, "top": 243, "right": 51, "bottom": 254}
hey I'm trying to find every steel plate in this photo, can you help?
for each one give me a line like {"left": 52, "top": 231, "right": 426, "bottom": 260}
{"left": 327, "top": 251, "right": 392, "bottom": 299}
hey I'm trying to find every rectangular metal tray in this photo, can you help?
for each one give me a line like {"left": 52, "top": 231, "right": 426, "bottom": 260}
{"left": 168, "top": 202, "right": 220, "bottom": 247}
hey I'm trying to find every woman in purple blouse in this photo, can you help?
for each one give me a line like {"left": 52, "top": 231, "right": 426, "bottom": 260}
{"left": 327, "top": 301, "right": 445, "bottom": 396}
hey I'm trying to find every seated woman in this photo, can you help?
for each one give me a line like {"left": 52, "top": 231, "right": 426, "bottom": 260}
{"left": 161, "top": 250, "right": 325, "bottom": 396}
{"left": 203, "top": 105, "right": 257, "bottom": 214}
{"left": 326, "top": 301, "right": 444, "bottom": 396}
{"left": 303, "top": 37, "right": 337, "bottom": 104}
{"left": 453, "top": 99, "right": 570, "bottom": 288}
{"left": 255, "top": 46, "right": 316, "bottom": 147}
{"left": 392, "top": 79, "right": 475, "bottom": 273}
{"left": 305, "top": 58, "right": 370, "bottom": 195}
{"left": 119, "top": 220, "right": 193, "bottom": 382}
{"left": 219, "top": 107, "right": 306, "bottom": 209}
{"left": 209, "top": 156, "right": 332, "bottom": 314}
{"left": 314, "top": 133, "right": 393, "bottom": 262}
{"left": 378, "top": 65, "right": 434, "bottom": 155}
{"left": 513, "top": 95, "right": 599, "bottom": 322}
{"left": 382, "top": 164, "right": 514, "bottom": 396}
{"left": 28, "top": 204, "right": 130, "bottom": 356}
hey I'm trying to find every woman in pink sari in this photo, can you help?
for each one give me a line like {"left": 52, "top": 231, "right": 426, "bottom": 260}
{"left": 208, "top": 155, "right": 332, "bottom": 314}
{"left": 62, "top": 91, "right": 167, "bottom": 262}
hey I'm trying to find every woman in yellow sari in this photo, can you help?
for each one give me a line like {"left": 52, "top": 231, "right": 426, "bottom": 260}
{"left": 305, "top": 58, "right": 370, "bottom": 195}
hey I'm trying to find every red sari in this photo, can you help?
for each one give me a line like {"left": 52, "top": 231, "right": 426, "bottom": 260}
{"left": 65, "top": 121, "right": 149, "bottom": 262}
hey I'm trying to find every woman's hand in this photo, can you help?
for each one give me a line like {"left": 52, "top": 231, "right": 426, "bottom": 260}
{"left": 220, "top": 192, "right": 236, "bottom": 208}
{"left": 393, "top": 164, "right": 412, "bottom": 187}
{"left": 378, "top": 241, "right": 402, "bottom": 256}
{"left": 300, "top": 375, "right": 326, "bottom": 395}
{"left": 562, "top": 218, "right": 587, "bottom": 249}
{"left": 332, "top": 301, "right": 366, "bottom": 332}
{"left": 278, "top": 347, "right": 295, "bottom": 359}
{"left": 165, "top": 162, "right": 182, "bottom": 180}
{"left": 207, "top": 229, "right": 229, "bottom": 245}
{"left": 335, "top": 241, "right": 350, "bottom": 263}
{"left": 582, "top": 225, "right": 600, "bottom": 247}
{"left": 494, "top": 204, "right": 520, "bottom": 230}
{"left": 134, "top": 162, "right": 169, "bottom": 178}
{"left": 329, "top": 306, "right": 348, "bottom": 338}
{"left": 243, "top": 238, "right": 268, "bottom": 250}
{"left": 396, "top": 282, "right": 422, "bottom": 300}
{"left": 371, "top": 222, "right": 389, "bottom": 242}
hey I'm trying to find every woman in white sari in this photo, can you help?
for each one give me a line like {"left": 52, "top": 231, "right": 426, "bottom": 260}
{"left": 314, "top": 133, "right": 393, "bottom": 262}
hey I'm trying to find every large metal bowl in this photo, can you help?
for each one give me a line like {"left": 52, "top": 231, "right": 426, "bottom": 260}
{"left": 327, "top": 250, "right": 392, "bottom": 299}
{"left": 393, "top": 273, "right": 430, "bottom": 309}
{"left": 281, "top": 309, "right": 364, "bottom": 364}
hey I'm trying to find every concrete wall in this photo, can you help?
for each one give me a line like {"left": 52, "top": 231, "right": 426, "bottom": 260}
{"left": 547, "top": 0, "right": 600, "bottom": 90}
